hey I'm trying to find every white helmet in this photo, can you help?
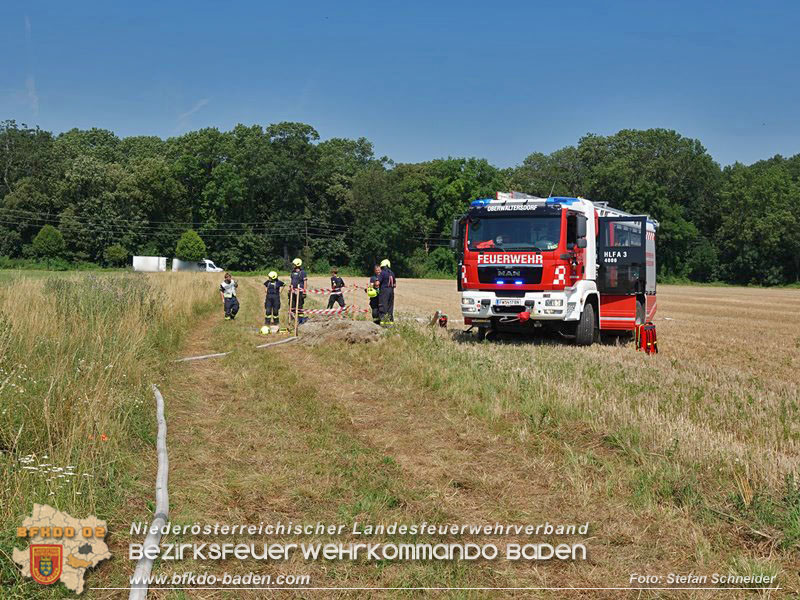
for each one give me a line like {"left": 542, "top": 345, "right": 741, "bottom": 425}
{"left": 292, "top": 258, "right": 302, "bottom": 267}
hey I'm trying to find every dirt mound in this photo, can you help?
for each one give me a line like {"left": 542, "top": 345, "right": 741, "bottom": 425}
{"left": 298, "top": 319, "right": 387, "bottom": 346}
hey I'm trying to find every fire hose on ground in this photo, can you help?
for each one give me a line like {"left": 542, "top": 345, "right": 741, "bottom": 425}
{"left": 129, "top": 385, "right": 169, "bottom": 600}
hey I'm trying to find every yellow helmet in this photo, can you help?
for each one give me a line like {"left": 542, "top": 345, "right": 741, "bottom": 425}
{"left": 380, "top": 259, "right": 391, "bottom": 268}
{"left": 268, "top": 271, "right": 278, "bottom": 280}
{"left": 367, "top": 287, "right": 378, "bottom": 298}
{"left": 292, "top": 258, "right": 302, "bottom": 267}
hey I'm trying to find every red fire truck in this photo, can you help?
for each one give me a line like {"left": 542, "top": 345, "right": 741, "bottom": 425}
{"left": 452, "top": 192, "right": 658, "bottom": 345}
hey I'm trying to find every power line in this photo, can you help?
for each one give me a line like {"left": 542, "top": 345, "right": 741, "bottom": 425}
{"left": 0, "top": 208, "right": 454, "bottom": 241}
{"left": 0, "top": 219, "right": 341, "bottom": 239}
{"left": 0, "top": 207, "right": 345, "bottom": 228}
{"left": 0, "top": 216, "right": 452, "bottom": 245}
{"left": 0, "top": 206, "right": 317, "bottom": 227}
{"left": 0, "top": 208, "right": 314, "bottom": 232}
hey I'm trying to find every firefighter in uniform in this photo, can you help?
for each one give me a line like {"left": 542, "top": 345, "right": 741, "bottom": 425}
{"left": 378, "top": 259, "right": 395, "bottom": 324}
{"left": 289, "top": 258, "right": 308, "bottom": 324}
{"left": 327, "top": 268, "right": 346, "bottom": 309}
{"left": 367, "top": 264, "right": 380, "bottom": 324}
{"left": 264, "top": 271, "right": 284, "bottom": 327}
{"left": 219, "top": 272, "right": 239, "bottom": 320}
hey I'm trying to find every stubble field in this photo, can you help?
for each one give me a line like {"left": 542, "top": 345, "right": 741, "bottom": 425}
{"left": 2, "top": 272, "right": 798, "bottom": 598}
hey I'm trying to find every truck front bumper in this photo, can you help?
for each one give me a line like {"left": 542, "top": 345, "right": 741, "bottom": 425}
{"left": 460, "top": 290, "right": 581, "bottom": 322}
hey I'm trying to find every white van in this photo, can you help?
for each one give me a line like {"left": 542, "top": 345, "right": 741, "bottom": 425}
{"left": 171, "top": 258, "right": 224, "bottom": 272}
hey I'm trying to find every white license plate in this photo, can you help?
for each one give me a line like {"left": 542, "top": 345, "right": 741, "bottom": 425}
{"left": 495, "top": 299, "right": 523, "bottom": 306}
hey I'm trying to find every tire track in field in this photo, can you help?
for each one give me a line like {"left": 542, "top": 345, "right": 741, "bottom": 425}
{"left": 147, "top": 280, "right": 493, "bottom": 596}
{"left": 143, "top": 279, "right": 303, "bottom": 600}
{"left": 282, "top": 341, "right": 622, "bottom": 595}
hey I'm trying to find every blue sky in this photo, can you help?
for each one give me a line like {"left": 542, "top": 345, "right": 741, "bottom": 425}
{"left": 2, "top": 1, "right": 798, "bottom": 167}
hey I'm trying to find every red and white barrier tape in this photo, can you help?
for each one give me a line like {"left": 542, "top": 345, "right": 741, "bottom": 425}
{"left": 289, "top": 285, "right": 365, "bottom": 295}
{"left": 293, "top": 305, "right": 370, "bottom": 316}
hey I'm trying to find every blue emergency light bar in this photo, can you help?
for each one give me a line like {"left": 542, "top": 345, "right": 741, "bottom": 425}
{"left": 471, "top": 198, "right": 492, "bottom": 207}
{"left": 515, "top": 280, "right": 523, "bottom": 285}
{"left": 547, "top": 197, "right": 580, "bottom": 205}
{"left": 496, "top": 279, "right": 504, "bottom": 285}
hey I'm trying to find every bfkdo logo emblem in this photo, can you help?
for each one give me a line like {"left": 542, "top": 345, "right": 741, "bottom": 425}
{"left": 30, "top": 544, "right": 63, "bottom": 585}
{"left": 14, "top": 504, "right": 111, "bottom": 594}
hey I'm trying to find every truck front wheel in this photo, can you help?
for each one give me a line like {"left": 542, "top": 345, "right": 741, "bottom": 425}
{"left": 476, "top": 325, "right": 496, "bottom": 341}
{"left": 575, "top": 303, "right": 597, "bottom": 346}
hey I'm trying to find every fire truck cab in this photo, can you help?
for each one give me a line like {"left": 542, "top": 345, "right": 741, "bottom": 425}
{"left": 452, "top": 192, "right": 658, "bottom": 345}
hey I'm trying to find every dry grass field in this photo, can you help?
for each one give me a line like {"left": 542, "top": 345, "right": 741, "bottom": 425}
{"left": 316, "top": 277, "right": 800, "bottom": 486}
{"left": 4, "top": 272, "right": 799, "bottom": 598}
{"left": 0, "top": 272, "right": 218, "bottom": 599}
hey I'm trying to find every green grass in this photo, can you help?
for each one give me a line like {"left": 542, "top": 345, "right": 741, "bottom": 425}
{"left": 726, "top": 555, "right": 781, "bottom": 584}
{"left": 727, "top": 474, "right": 800, "bottom": 550}
{"left": 0, "top": 255, "right": 127, "bottom": 272}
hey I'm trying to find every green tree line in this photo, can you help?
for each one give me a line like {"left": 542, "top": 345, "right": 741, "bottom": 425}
{"left": 1, "top": 120, "right": 798, "bottom": 284}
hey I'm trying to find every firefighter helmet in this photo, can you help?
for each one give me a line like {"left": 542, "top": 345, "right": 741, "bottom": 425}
{"left": 268, "top": 271, "right": 278, "bottom": 280}
{"left": 366, "top": 286, "right": 378, "bottom": 298}
{"left": 380, "top": 259, "right": 391, "bottom": 268}
{"left": 292, "top": 258, "right": 302, "bottom": 267}
{"left": 260, "top": 325, "right": 271, "bottom": 335}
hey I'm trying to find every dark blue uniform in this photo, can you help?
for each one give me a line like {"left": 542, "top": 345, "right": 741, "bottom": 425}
{"left": 368, "top": 274, "right": 380, "bottom": 323}
{"left": 289, "top": 268, "right": 308, "bottom": 322}
{"left": 264, "top": 279, "right": 284, "bottom": 325}
{"left": 327, "top": 275, "right": 346, "bottom": 309}
{"left": 378, "top": 267, "right": 395, "bottom": 323}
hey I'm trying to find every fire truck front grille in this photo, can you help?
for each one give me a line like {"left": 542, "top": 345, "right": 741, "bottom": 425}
{"left": 477, "top": 266, "right": 543, "bottom": 284}
{"left": 493, "top": 290, "right": 526, "bottom": 298}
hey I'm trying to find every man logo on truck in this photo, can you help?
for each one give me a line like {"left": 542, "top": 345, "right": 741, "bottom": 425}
{"left": 498, "top": 269, "right": 521, "bottom": 277}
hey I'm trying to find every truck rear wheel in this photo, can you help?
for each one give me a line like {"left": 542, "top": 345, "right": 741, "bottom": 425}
{"left": 575, "top": 303, "right": 597, "bottom": 346}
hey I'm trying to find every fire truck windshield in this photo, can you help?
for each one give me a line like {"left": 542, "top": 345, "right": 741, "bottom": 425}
{"left": 467, "top": 216, "right": 561, "bottom": 252}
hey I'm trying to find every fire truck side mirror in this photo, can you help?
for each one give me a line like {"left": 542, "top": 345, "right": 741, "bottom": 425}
{"left": 576, "top": 238, "right": 587, "bottom": 249}
{"left": 451, "top": 218, "right": 461, "bottom": 249}
{"left": 576, "top": 216, "right": 587, "bottom": 239}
